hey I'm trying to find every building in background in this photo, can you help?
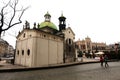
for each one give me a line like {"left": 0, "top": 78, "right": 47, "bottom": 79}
{"left": 108, "top": 42, "right": 120, "bottom": 52}
{"left": 75, "top": 36, "right": 106, "bottom": 54}
{"left": 0, "top": 38, "right": 9, "bottom": 56}
{"left": 8, "top": 45, "right": 14, "bottom": 54}
{"left": 0, "top": 38, "right": 14, "bottom": 57}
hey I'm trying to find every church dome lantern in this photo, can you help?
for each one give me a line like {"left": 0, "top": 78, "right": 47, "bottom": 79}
{"left": 44, "top": 11, "right": 51, "bottom": 22}
{"left": 39, "top": 12, "right": 58, "bottom": 31}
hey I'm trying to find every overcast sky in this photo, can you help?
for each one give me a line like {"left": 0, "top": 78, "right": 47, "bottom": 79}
{"left": 1, "top": 0, "right": 120, "bottom": 48}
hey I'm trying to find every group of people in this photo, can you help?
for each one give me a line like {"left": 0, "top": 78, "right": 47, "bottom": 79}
{"left": 100, "top": 54, "right": 109, "bottom": 67}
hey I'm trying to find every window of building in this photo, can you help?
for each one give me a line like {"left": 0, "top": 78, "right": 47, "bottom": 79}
{"left": 22, "top": 50, "right": 24, "bottom": 56}
{"left": 29, "top": 35, "right": 32, "bottom": 37}
{"left": 69, "top": 39, "right": 72, "bottom": 44}
{"left": 17, "top": 50, "right": 19, "bottom": 55}
{"left": 44, "top": 35, "right": 46, "bottom": 37}
{"left": 23, "top": 33, "right": 25, "bottom": 38}
{"left": 27, "top": 49, "right": 30, "bottom": 56}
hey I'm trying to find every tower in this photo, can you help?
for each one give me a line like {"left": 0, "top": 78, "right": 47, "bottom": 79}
{"left": 39, "top": 12, "right": 58, "bottom": 33}
{"left": 44, "top": 11, "right": 51, "bottom": 22}
{"left": 58, "top": 13, "right": 66, "bottom": 31}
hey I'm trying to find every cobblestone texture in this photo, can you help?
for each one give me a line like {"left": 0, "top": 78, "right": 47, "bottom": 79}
{"left": 0, "top": 62, "right": 120, "bottom": 80}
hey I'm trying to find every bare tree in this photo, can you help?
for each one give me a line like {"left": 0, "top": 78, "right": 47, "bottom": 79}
{"left": 0, "top": 0, "right": 28, "bottom": 37}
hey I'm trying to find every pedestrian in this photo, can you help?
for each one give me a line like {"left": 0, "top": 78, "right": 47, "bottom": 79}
{"left": 104, "top": 55, "right": 109, "bottom": 68}
{"left": 100, "top": 55, "right": 104, "bottom": 67}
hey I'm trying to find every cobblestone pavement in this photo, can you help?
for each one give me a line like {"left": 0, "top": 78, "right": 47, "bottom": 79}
{"left": 0, "top": 58, "right": 98, "bottom": 70}
{"left": 0, "top": 62, "right": 120, "bottom": 80}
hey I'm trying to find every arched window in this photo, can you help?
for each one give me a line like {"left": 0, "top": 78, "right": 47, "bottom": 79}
{"left": 27, "top": 49, "right": 30, "bottom": 56}
{"left": 23, "top": 33, "right": 25, "bottom": 38}
{"left": 22, "top": 50, "right": 24, "bottom": 56}
{"left": 17, "top": 50, "right": 19, "bottom": 55}
{"left": 69, "top": 38, "right": 72, "bottom": 44}
{"left": 44, "top": 35, "right": 46, "bottom": 37}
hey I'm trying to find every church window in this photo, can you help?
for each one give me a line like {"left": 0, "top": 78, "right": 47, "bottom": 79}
{"left": 23, "top": 33, "right": 25, "bottom": 38}
{"left": 22, "top": 50, "right": 24, "bottom": 56}
{"left": 29, "top": 35, "right": 32, "bottom": 37}
{"left": 17, "top": 50, "right": 19, "bottom": 55}
{"left": 44, "top": 35, "right": 46, "bottom": 37}
{"left": 61, "top": 21, "right": 63, "bottom": 24}
{"left": 69, "top": 39, "right": 72, "bottom": 44}
{"left": 27, "top": 49, "right": 30, "bottom": 56}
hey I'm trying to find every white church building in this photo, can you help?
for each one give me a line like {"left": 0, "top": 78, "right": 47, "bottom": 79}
{"left": 15, "top": 12, "right": 76, "bottom": 67}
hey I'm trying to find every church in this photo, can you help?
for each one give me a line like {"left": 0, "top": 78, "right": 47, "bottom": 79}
{"left": 15, "top": 12, "right": 76, "bottom": 67}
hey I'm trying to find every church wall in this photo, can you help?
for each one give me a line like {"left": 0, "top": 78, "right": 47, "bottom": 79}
{"left": 15, "top": 39, "right": 35, "bottom": 67}
{"left": 20, "top": 40, "right": 27, "bottom": 66}
{"left": 31, "top": 37, "right": 37, "bottom": 67}
{"left": 36, "top": 38, "right": 49, "bottom": 66}
{"left": 15, "top": 30, "right": 35, "bottom": 67}
{"left": 63, "top": 28, "right": 76, "bottom": 62}
{"left": 32, "top": 32, "right": 64, "bottom": 67}
{"left": 15, "top": 41, "right": 21, "bottom": 65}
{"left": 57, "top": 42, "right": 63, "bottom": 63}
{"left": 15, "top": 29, "right": 64, "bottom": 67}
{"left": 49, "top": 40, "right": 57, "bottom": 64}
{"left": 64, "top": 29, "right": 75, "bottom": 41}
{"left": 25, "top": 38, "right": 34, "bottom": 67}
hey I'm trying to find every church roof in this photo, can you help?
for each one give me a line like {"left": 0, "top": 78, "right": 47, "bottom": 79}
{"left": 44, "top": 11, "right": 51, "bottom": 17}
{"left": 39, "top": 21, "right": 58, "bottom": 30}
{"left": 66, "top": 27, "right": 75, "bottom": 35}
{"left": 39, "top": 12, "right": 58, "bottom": 30}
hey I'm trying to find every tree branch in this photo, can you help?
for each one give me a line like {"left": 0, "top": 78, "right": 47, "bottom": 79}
{"left": 2, "top": 0, "right": 28, "bottom": 31}
{"left": 0, "top": 0, "right": 11, "bottom": 30}
{"left": 1, "top": 0, "right": 11, "bottom": 14}
{"left": 2, "top": 7, "right": 29, "bottom": 31}
{"left": 0, "top": 0, "right": 28, "bottom": 36}
{"left": 0, "top": 13, "right": 4, "bottom": 28}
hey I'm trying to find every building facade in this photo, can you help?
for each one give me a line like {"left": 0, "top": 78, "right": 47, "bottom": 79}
{"left": 0, "top": 38, "right": 9, "bottom": 55}
{"left": 75, "top": 36, "right": 106, "bottom": 53}
{"left": 0, "top": 38, "right": 14, "bottom": 60}
{"left": 63, "top": 27, "right": 75, "bottom": 62}
{"left": 8, "top": 45, "right": 14, "bottom": 54}
{"left": 15, "top": 12, "right": 76, "bottom": 67}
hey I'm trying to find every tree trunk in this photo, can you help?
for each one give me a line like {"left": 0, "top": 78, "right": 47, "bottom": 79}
{"left": 0, "top": 29, "right": 2, "bottom": 38}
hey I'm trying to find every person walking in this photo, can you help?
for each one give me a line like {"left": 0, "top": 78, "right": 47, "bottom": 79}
{"left": 100, "top": 55, "right": 104, "bottom": 67}
{"left": 104, "top": 55, "right": 109, "bottom": 68}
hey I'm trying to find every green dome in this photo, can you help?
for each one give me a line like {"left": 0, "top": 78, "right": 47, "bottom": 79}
{"left": 39, "top": 21, "right": 58, "bottom": 30}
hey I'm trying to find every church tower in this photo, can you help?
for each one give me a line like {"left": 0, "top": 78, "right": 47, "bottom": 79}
{"left": 44, "top": 11, "right": 51, "bottom": 22}
{"left": 58, "top": 13, "right": 66, "bottom": 31}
